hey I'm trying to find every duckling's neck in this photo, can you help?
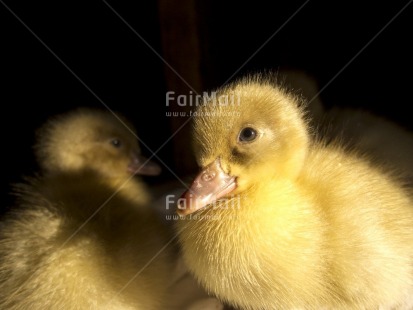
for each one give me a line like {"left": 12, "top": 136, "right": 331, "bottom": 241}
{"left": 43, "top": 168, "right": 151, "bottom": 209}
{"left": 107, "top": 175, "right": 151, "bottom": 206}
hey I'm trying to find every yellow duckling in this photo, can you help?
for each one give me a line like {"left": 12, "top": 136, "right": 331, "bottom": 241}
{"left": 0, "top": 109, "right": 174, "bottom": 309}
{"left": 176, "top": 76, "right": 413, "bottom": 309}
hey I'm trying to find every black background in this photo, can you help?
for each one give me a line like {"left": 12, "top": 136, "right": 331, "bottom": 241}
{"left": 1, "top": 1, "right": 412, "bottom": 211}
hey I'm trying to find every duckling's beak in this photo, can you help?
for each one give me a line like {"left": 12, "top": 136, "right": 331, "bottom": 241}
{"left": 177, "top": 158, "right": 237, "bottom": 216}
{"left": 128, "top": 152, "right": 161, "bottom": 176}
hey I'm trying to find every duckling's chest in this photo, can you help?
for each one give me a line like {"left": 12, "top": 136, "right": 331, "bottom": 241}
{"left": 180, "top": 189, "right": 323, "bottom": 267}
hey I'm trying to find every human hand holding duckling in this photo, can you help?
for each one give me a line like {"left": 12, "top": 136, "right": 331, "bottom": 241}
{"left": 176, "top": 76, "right": 413, "bottom": 309}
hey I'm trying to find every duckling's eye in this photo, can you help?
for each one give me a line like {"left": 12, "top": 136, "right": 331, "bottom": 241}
{"left": 238, "top": 127, "right": 257, "bottom": 143}
{"left": 110, "top": 139, "right": 122, "bottom": 148}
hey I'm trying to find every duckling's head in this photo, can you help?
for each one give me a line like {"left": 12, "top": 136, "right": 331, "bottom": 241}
{"left": 178, "top": 77, "right": 309, "bottom": 215}
{"left": 36, "top": 108, "right": 160, "bottom": 178}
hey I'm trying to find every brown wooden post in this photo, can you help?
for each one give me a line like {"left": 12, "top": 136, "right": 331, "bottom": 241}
{"left": 158, "top": 0, "right": 203, "bottom": 176}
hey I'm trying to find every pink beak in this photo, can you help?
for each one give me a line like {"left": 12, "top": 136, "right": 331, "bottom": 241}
{"left": 128, "top": 153, "right": 161, "bottom": 176}
{"left": 177, "top": 158, "right": 237, "bottom": 216}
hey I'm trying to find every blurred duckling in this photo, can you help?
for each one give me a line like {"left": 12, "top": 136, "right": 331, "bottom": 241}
{"left": 176, "top": 76, "right": 413, "bottom": 309}
{"left": 281, "top": 68, "right": 413, "bottom": 183}
{"left": 0, "top": 109, "right": 175, "bottom": 309}
{"left": 321, "top": 107, "right": 413, "bottom": 183}
{"left": 35, "top": 108, "right": 160, "bottom": 203}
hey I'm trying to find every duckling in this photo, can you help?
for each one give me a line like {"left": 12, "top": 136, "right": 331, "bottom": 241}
{"left": 321, "top": 107, "right": 413, "bottom": 183}
{"left": 280, "top": 69, "right": 413, "bottom": 183}
{"left": 0, "top": 109, "right": 174, "bottom": 309}
{"left": 176, "top": 76, "right": 413, "bottom": 309}
{"left": 35, "top": 108, "right": 161, "bottom": 204}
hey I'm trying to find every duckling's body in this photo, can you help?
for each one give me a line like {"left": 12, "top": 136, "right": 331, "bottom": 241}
{"left": 0, "top": 109, "right": 172, "bottom": 309}
{"left": 176, "top": 78, "right": 413, "bottom": 309}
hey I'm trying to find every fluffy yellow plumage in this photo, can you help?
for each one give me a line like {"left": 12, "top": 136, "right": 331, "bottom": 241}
{"left": 0, "top": 109, "right": 172, "bottom": 309}
{"left": 176, "top": 76, "right": 413, "bottom": 309}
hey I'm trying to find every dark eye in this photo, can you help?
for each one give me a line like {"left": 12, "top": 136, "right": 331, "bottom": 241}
{"left": 238, "top": 127, "right": 257, "bottom": 143}
{"left": 110, "top": 139, "right": 122, "bottom": 148}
